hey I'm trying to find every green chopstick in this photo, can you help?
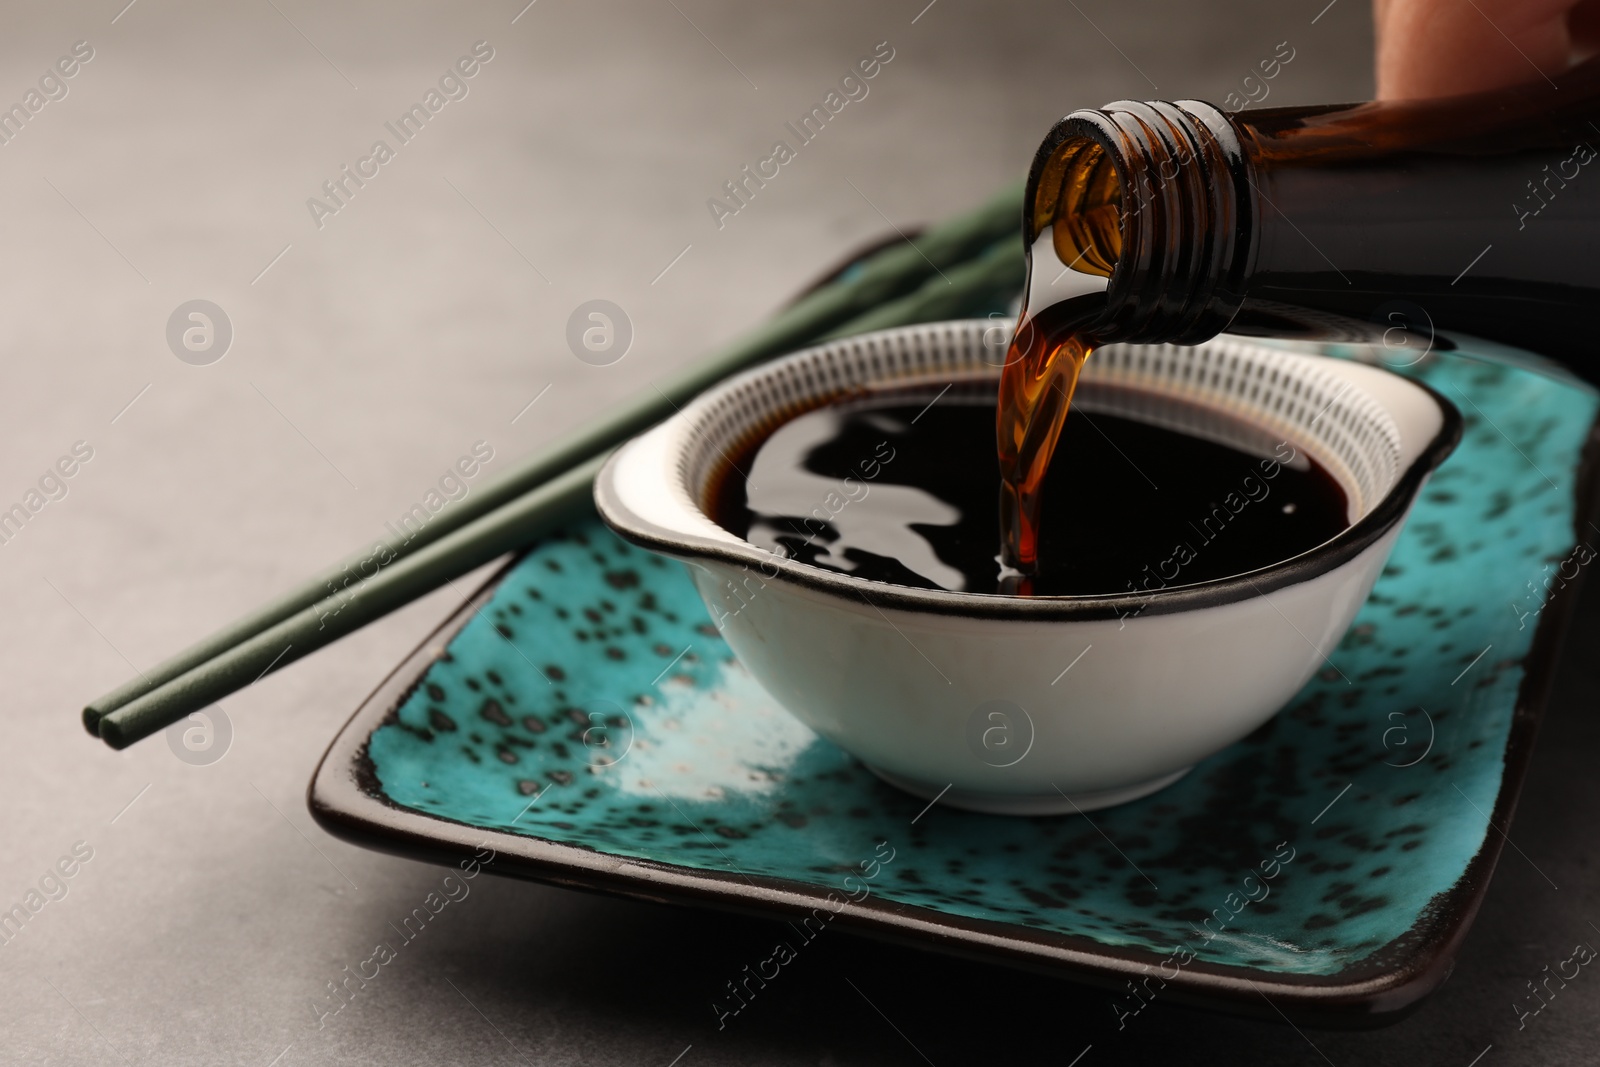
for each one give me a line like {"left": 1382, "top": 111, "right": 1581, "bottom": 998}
{"left": 98, "top": 456, "right": 604, "bottom": 749}
{"left": 81, "top": 184, "right": 1022, "bottom": 738}
{"left": 93, "top": 219, "right": 1026, "bottom": 751}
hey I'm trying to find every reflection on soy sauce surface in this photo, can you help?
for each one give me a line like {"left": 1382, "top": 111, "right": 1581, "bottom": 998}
{"left": 711, "top": 389, "right": 1349, "bottom": 597}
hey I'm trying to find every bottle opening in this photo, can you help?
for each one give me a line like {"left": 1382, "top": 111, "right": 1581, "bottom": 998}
{"left": 1025, "top": 103, "right": 1252, "bottom": 344}
{"left": 1031, "top": 136, "right": 1122, "bottom": 280}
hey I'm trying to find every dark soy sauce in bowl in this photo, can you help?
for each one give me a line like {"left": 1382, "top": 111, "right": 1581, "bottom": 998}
{"left": 710, "top": 387, "right": 1349, "bottom": 597}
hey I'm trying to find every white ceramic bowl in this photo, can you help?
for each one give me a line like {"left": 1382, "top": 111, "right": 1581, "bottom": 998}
{"left": 594, "top": 321, "right": 1460, "bottom": 814}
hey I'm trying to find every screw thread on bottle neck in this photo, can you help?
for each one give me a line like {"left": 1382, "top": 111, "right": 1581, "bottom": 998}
{"left": 1028, "top": 99, "right": 1253, "bottom": 344}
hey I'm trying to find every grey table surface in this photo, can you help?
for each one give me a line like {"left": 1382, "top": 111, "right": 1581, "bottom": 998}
{"left": 4, "top": 1, "right": 1595, "bottom": 1064}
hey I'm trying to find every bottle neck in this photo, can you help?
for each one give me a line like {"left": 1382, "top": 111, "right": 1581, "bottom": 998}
{"left": 1025, "top": 99, "right": 1253, "bottom": 344}
{"left": 1027, "top": 65, "right": 1600, "bottom": 359}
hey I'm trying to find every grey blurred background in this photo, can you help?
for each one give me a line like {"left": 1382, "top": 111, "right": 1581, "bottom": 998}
{"left": 9, "top": 2, "right": 1596, "bottom": 1065}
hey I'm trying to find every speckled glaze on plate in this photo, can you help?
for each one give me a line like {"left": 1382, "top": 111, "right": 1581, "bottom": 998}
{"left": 311, "top": 338, "right": 1600, "bottom": 1027}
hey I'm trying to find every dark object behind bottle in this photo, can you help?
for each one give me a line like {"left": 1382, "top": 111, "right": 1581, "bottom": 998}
{"left": 1027, "top": 58, "right": 1600, "bottom": 373}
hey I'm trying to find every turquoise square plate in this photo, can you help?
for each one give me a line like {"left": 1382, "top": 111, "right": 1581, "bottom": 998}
{"left": 312, "top": 338, "right": 1600, "bottom": 1027}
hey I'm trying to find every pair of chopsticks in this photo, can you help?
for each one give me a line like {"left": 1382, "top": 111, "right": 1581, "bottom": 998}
{"left": 85, "top": 186, "right": 1026, "bottom": 751}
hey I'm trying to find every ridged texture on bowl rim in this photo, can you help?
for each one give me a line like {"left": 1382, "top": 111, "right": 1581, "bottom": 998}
{"left": 596, "top": 319, "right": 1459, "bottom": 619}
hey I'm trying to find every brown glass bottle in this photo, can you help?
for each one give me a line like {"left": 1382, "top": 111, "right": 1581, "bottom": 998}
{"left": 994, "top": 60, "right": 1600, "bottom": 580}
{"left": 1023, "top": 58, "right": 1600, "bottom": 364}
